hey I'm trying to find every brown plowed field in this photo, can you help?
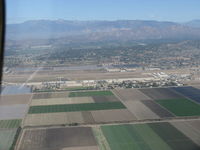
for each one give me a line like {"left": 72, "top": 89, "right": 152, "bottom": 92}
{"left": 114, "top": 89, "right": 152, "bottom": 101}
{"left": 24, "top": 112, "right": 85, "bottom": 126}
{"left": 82, "top": 111, "right": 95, "bottom": 124}
{"left": 124, "top": 101, "right": 160, "bottom": 120}
{"left": 66, "top": 112, "right": 85, "bottom": 124}
{"left": 187, "top": 120, "right": 200, "bottom": 131}
{"left": 91, "top": 109, "right": 136, "bottom": 123}
{"left": 32, "top": 92, "right": 69, "bottom": 99}
{"left": 0, "top": 94, "right": 32, "bottom": 105}
{"left": 31, "top": 97, "right": 94, "bottom": 106}
{"left": 18, "top": 127, "right": 97, "bottom": 150}
{"left": 92, "top": 95, "right": 119, "bottom": 103}
{"left": 23, "top": 113, "right": 68, "bottom": 126}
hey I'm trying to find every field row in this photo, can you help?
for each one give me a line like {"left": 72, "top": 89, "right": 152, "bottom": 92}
{"left": 17, "top": 120, "right": 200, "bottom": 150}
{"left": 101, "top": 121, "right": 200, "bottom": 150}
{"left": 69, "top": 91, "right": 114, "bottom": 97}
{"left": 18, "top": 127, "right": 98, "bottom": 150}
{"left": 171, "top": 86, "right": 200, "bottom": 103}
{"left": 114, "top": 88, "right": 200, "bottom": 118}
{"left": 156, "top": 98, "right": 200, "bottom": 116}
{"left": 28, "top": 101, "right": 126, "bottom": 114}
{"left": 0, "top": 129, "right": 19, "bottom": 150}
{"left": 115, "top": 86, "right": 200, "bottom": 103}
{"left": 0, "top": 94, "right": 32, "bottom": 105}
{"left": 0, "top": 119, "right": 21, "bottom": 129}
{"left": 32, "top": 91, "right": 69, "bottom": 99}
{"left": 32, "top": 90, "right": 114, "bottom": 99}
{"left": 30, "top": 95, "right": 119, "bottom": 106}
{"left": 24, "top": 109, "right": 135, "bottom": 126}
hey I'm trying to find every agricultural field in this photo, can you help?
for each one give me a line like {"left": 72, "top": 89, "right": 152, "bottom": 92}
{"left": 24, "top": 112, "right": 69, "bottom": 126}
{"left": 24, "top": 109, "right": 136, "bottom": 127}
{"left": 123, "top": 100, "right": 160, "bottom": 120}
{"left": 171, "top": 86, "right": 200, "bottom": 103}
{"left": 1, "top": 86, "right": 200, "bottom": 150}
{"left": 113, "top": 89, "right": 152, "bottom": 101}
{"left": 69, "top": 91, "right": 113, "bottom": 97}
{"left": 101, "top": 122, "right": 200, "bottom": 150}
{"left": 141, "top": 100, "right": 174, "bottom": 118}
{"left": 114, "top": 87, "right": 200, "bottom": 119}
{"left": 18, "top": 127, "right": 98, "bottom": 150}
{"left": 24, "top": 112, "right": 85, "bottom": 126}
{"left": 0, "top": 119, "right": 22, "bottom": 150}
{"left": 0, "top": 128, "right": 19, "bottom": 150}
{"left": 0, "top": 119, "right": 21, "bottom": 150}
{"left": 171, "top": 120, "right": 200, "bottom": 146}
{"left": 82, "top": 111, "right": 96, "bottom": 124}
{"left": 32, "top": 91, "right": 69, "bottom": 99}
{"left": 147, "top": 122, "right": 200, "bottom": 150}
{"left": 28, "top": 101, "right": 126, "bottom": 114}
{"left": 139, "top": 88, "right": 183, "bottom": 100}
{"left": 92, "top": 95, "right": 119, "bottom": 103}
{"left": 187, "top": 120, "right": 200, "bottom": 130}
{"left": 24, "top": 91, "right": 136, "bottom": 126}
{"left": 0, "top": 119, "right": 21, "bottom": 129}
{"left": 91, "top": 109, "right": 136, "bottom": 123}
{"left": 0, "top": 94, "right": 32, "bottom": 105}
{"left": 30, "top": 97, "right": 94, "bottom": 106}
{"left": 0, "top": 104, "right": 28, "bottom": 120}
{"left": 25, "top": 87, "right": 199, "bottom": 127}
{"left": 156, "top": 98, "right": 200, "bottom": 116}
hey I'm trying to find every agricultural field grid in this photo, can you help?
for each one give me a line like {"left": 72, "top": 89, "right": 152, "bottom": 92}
{"left": 1, "top": 88, "right": 200, "bottom": 150}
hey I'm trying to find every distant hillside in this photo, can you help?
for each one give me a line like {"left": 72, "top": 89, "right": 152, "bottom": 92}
{"left": 6, "top": 20, "right": 200, "bottom": 41}
{"left": 184, "top": 20, "right": 200, "bottom": 28}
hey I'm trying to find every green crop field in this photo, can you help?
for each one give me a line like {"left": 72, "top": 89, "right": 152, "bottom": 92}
{"left": 101, "top": 122, "right": 199, "bottom": 150}
{"left": 156, "top": 98, "right": 200, "bottom": 116}
{"left": 101, "top": 124, "right": 151, "bottom": 150}
{"left": 0, "top": 119, "right": 21, "bottom": 129}
{"left": 68, "top": 91, "right": 113, "bottom": 97}
{"left": 101, "top": 124, "right": 172, "bottom": 150}
{"left": 0, "top": 129, "right": 18, "bottom": 150}
{"left": 28, "top": 101, "right": 126, "bottom": 114}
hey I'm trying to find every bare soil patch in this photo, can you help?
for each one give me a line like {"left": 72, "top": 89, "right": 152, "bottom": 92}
{"left": 92, "top": 96, "right": 119, "bottom": 103}
{"left": 19, "top": 127, "right": 97, "bottom": 150}
{"left": 31, "top": 97, "right": 94, "bottom": 106}
{"left": 0, "top": 94, "right": 32, "bottom": 105}
{"left": 23, "top": 113, "right": 68, "bottom": 126}
{"left": 91, "top": 109, "right": 136, "bottom": 123}
{"left": 114, "top": 89, "right": 152, "bottom": 101}
{"left": 124, "top": 101, "right": 160, "bottom": 120}
{"left": 32, "top": 92, "right": 68, "bottom": 99}
{"left": 82, "top": 111, "right": 95, "bottom": 124}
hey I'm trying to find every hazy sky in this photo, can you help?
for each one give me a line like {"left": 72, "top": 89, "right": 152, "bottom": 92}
{"left": 6, "top": 0, "right": 200, "bottom": 23}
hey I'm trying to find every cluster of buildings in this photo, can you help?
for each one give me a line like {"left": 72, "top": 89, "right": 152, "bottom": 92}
{"left": 32, "top": 72, "right": 193, "bottom": 91}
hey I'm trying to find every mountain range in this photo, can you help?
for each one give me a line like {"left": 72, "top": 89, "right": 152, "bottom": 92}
{"left": 6, "top": 20, "right": 200, "bottom": 41}
{"left": 184, "top": 20, "right": 200, "bottom": 28}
